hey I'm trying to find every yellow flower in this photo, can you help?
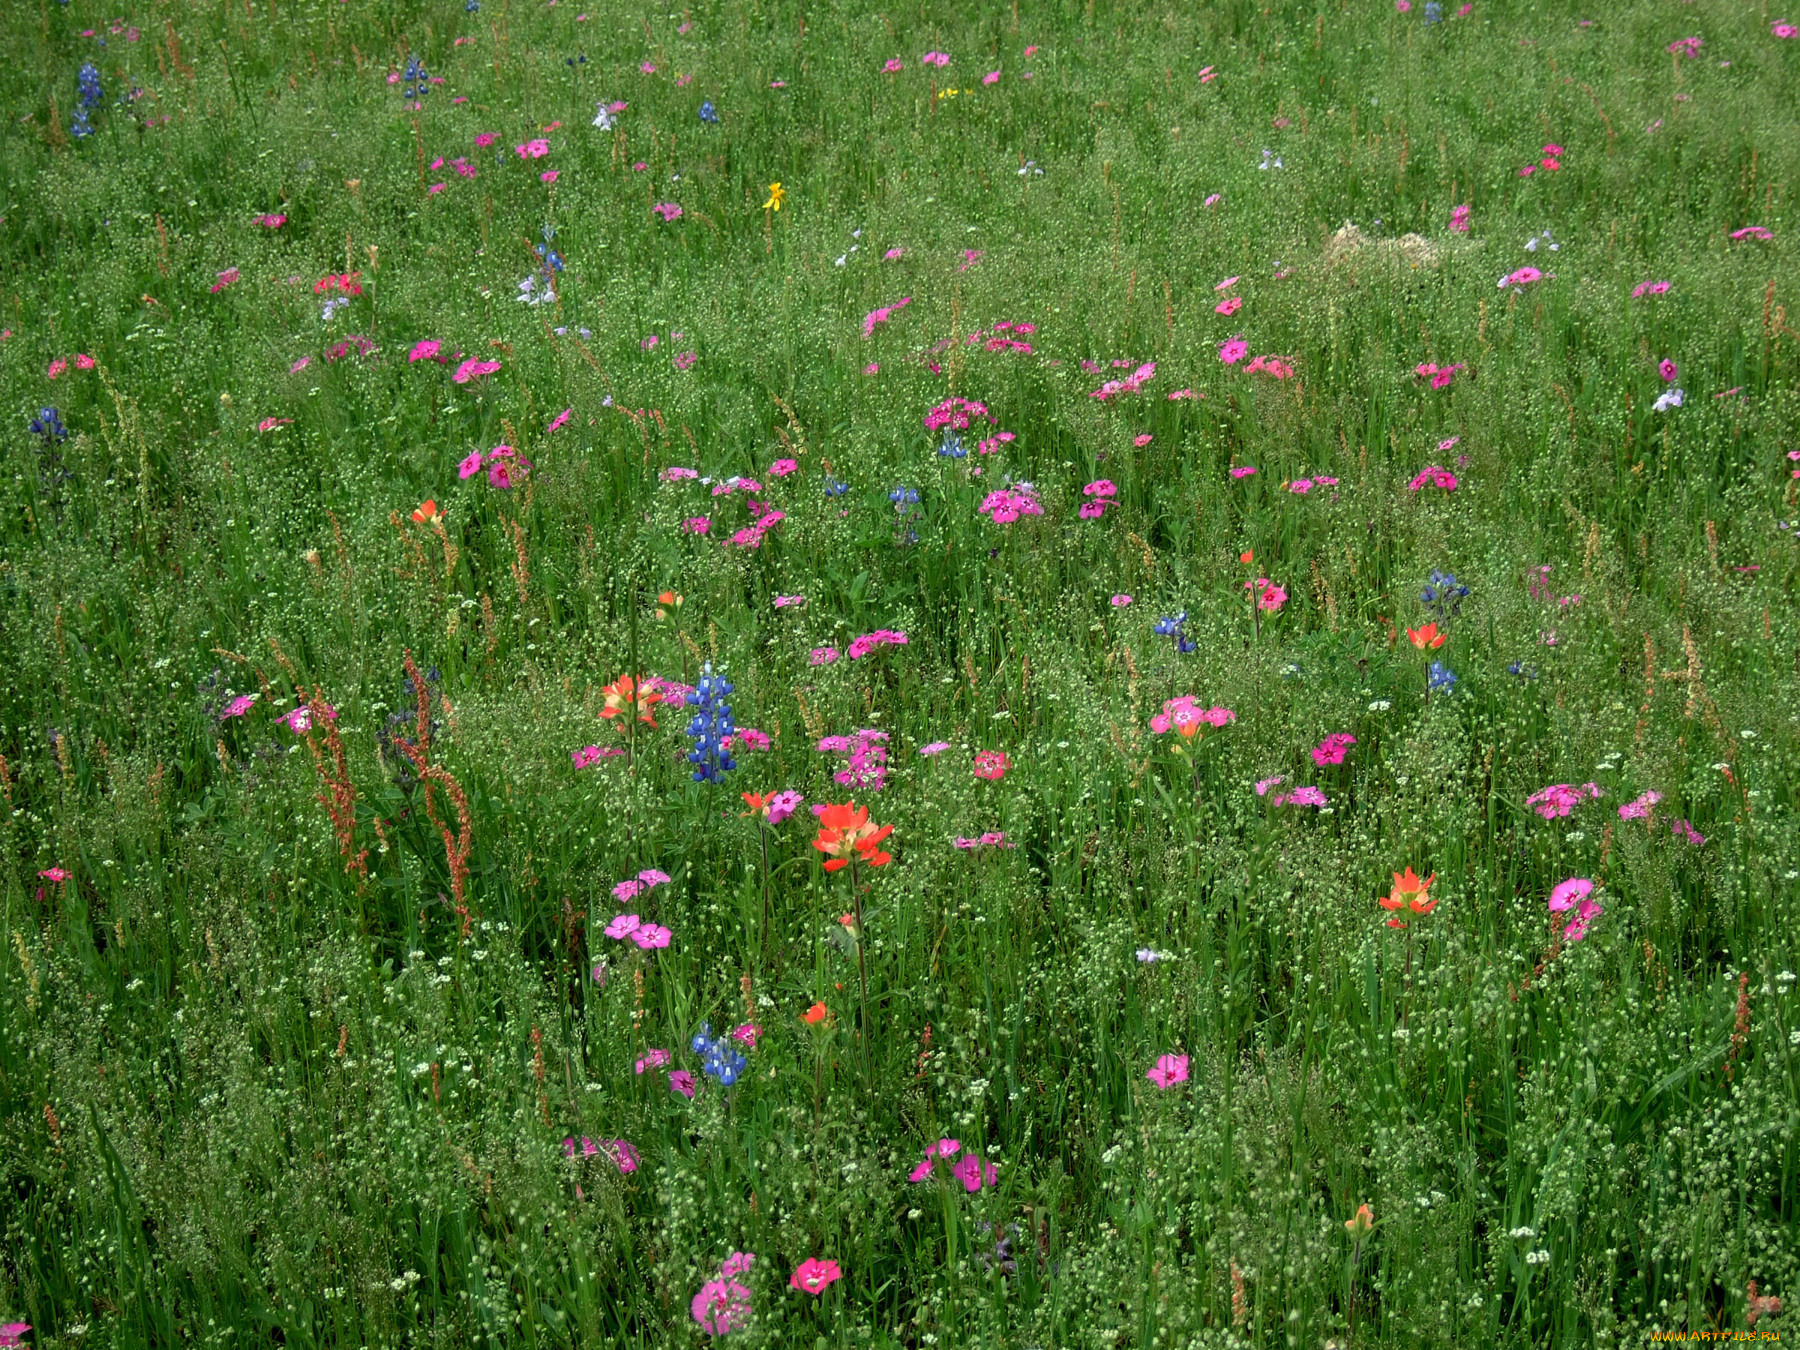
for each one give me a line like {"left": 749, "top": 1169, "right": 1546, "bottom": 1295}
{"left": 763, "top": 182, "right": 786, "bottom": 211}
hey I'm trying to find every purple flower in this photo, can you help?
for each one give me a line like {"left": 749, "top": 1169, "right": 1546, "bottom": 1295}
{"left": 669, "top": 1069, "right": 697, "bottom": 1098}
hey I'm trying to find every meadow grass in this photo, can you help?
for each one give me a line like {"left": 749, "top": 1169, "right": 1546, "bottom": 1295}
{"left": 1, "top": 0, "right": 1798, "bottom": 1345}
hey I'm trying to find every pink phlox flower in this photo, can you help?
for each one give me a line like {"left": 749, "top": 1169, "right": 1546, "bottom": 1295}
{"left": 979, "top": 487, "right": 1044, "bottom": 523}
{"left": 810, "top": 646, "right": 840, "bottom": 665}
{"left": 861, "top": 296, "right": 913, "bottom": 337}
{"left": 921, "top": 51, "right": 950, "bottom": 65}
{"left": 958, "top": 249, "right": 984, "bottom": 272}
{"left": 973, "top": 750, "right": 1010, "bottom": 781}
{"left": 1548, "top": 877, "right": 1593, "bottom": 912}
{"left": 769, "top": 457, "right": 799, "bottom": 476}
{"left": 605, "top": 912, "right": 643, "bottom": 938}
{"left": 547, "top": 407, "right": 572, "bottom": 433}
{"left": 652, "top": 202, "right": 683, "bottom": 221}
{"left": 1219, "top": 337, "right": 1248, "bottom": 365}
{"left": 260, "top": 213, "right": 287, "bottom": 228}
{"left": 640, "top": 61, "right": 657, "bottom": 73}
{"left": 1311, "top": 733, "right": 1357, "bottom": 766}
{"left": 1089, "top": 360, "right": 1156, "bottom": 400}
{"left": 280, "top": 703, "right": 336, "bottom": 733}
{"left": 662, "top": 465, "right": 700, "bottom": 481}
{"left": 1658, "top": 357, "right": 1679, "bottom": 382}
{"left": 1561, "top": 895, "right": 1603, "bottom": 941}
{"left": 1288, "top": 479, "right": 1313, "bottom": 494}
{"left": 221, "top": 694, "right": 258, "bottom": 718}
{"left": 1254, "top": 775, "right": 1286, "bottom": 797}
{"left": 924, "top": 396, "right": 993, "bottom": 431}
{"left": 690, "top": 1278, "right": 752, "bottom": 1335}
{"left": 1499, "top": 266, "right": 1545, "bottom": 288}
{"left": 1619, "top": 790, "right": 1663, "bottom": 821}
{"left": 1273, "top": 785, "right": 1327, "bottom": 807}
{"left": 1632, "top": 279, "right": 1671, "bottom": 298}
{"left": 631, "top": 924, "right": 671, "bottom": 950}
{"left": 604, "top": 1139, "right": 639, "bottom": 1173}
{"left": 210, "top": 268, "right": 241, "bottom": 293}
{"left": 983, "top": 70, "right": 1000, "bottom": 84}
{"left": 516, "top": 138, "right": 551, "bottom": 159}
{"left": 1256, "top": 583, "right": 1287, "bottom": 611}
{"left": 846, "top": 629, "right": 909, "bottom": 660}
{"left": 1525, "top": 782, "right": 1603, "bottom": 819}
{"left": 919, "top": 741, "right": 951, "bottom": 756}
{"left": 1407, "top": 465, "right": 1459, "bottom": 491}
{"left": 1243, "top": 354, "right": 1294, "bottom": 378}
{"left": 1449, "top": 204, "right": 1471, "bottom": 232}
{"left": 74, "top": 353, "right": 95, "bottom": 370}
{"left": 683, "top": 517, "right": 712, "bottom": 535}
{"left": 1199, "top": 66, "right": 1218, "bottom": 82}
{"left": 1773, "top": 21, "right": 1799, "bottom": 37}
{"left": 1230, "top": 465, "right": 1257, "bottom": 479}
{"left": 765, "top": 790, "right": 804, "bottom": 824}
{"left": 774, "top": 594, "right": 805, "bottom": 609}
{"left": 883, "top": 57, "right": 904, "bottom": 72}
{"left": 452, "top": 357, "right": 500, "bottom": 383}
{"left": 1666, "top": 35, "right": 1703, "bottom": 56}
{"left": 290, "top": 356, "right": 311, "bottom": 374}
{"left": 1146, "top": 1053, "right": 1189, "bottom": 1088}
{"left": 730, "top": 1024, "right": 762, "bottom": 1050}
{"left": 1215, "top": 295, "right": 1243, "bottom": 315}
{"left": 541, "top": 170, "right": 560, "bottom": 183}
{"left": 635, "top": 1048, "right": 671, "bottom": 1073}
{"left": 474, "top": 132, "right": 498, "bottom": 147}
{"left": 409, "top": 339, "right": 444, "bottom": 363}
{"left": 37, "top": 868, "right": 69, "bottom": 882}
{"left": 790, "top": 1258, "right": 842, "bottom": 1295}
{"left": 952, "top": 1153, "right": 999, "bottom": 1192}
{"left": 1671, "top": 818, "right": 1705, "bottom": 846}
{"left": 669, "top": 1069, "right": 696, "bottom": 1097}
{"left": 257, "top": 417, "right": 292, "bottom": 433}
{"left": 571, "top": 745, "right": 624, "bottom": 768}
{"left": 1110, "top": 594, "right": 1133, "bottom": 606}
{"left": 729, "top": 728, "right": 772, "bottom": 752}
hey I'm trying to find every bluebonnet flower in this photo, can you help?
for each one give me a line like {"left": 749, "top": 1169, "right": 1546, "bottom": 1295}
{"left": 937, "top": 432, "right": 967, "bottom": 459}
{"left": 29, "top": 408, "right": 68, "bottom": 443}
{"left": 823, "top": 475, "right": 849, "bottom": 497}
{"left": 1423, "top": 0, "right": 1443, "bottom": 21}
{"left": 1153, "top": 611, "right": 1197, "bottom": 654}
{"left": 1421, "top": 570, "right": 1469, "bottom": 621}
{"left": 889, "top": 485, "right": 920, "bottom": 510}
{"left": 690, "top": 1023, "right": 748, "bottom": 1086}
{"left": 1428, "top": 661, "right": 1458, "bottom": 692}
{"left": 699, "top": 100, "right": 719, "bottom": 124}
{"left": 72, "top": 63, "right": 103, "bottom": 138}
{"left": 535, "top": 243, "right": 565, "bottom": 272}
{"left": 465, "top": 0, "right": 479, "bottom": 10}
{"left": 1507, "top": 660, "right": 1539, "bottom": 680}
{"left": 401, "top": 55, "right": 428, "bottom": 100}
{"left": 565, "top": 53, "right": 588, "bottom": 67}
{"left": 685, "top": 663, "right": 737, "bottom": 783}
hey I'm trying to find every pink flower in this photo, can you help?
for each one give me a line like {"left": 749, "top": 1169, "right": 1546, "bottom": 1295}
{"left": 1204, "top": 193, "right": 1221, "bottom": 206}
{"left": 208, "top": 266, "right": 241, "bottom": 293}
{"left": 810, "top": 646, "right": 840, "bottom": 665}
{"left": 640, "top": 61, "right": 658, "bottom": 74}
{"left": 38, "top": 868, "right": 69, "bottom": 882}
{"left": 1274, "top": 785, "right": 1327, "bottom": 807}
{"left": 652, "top": 202, "right": 683, "bottom": 221}
{"left": 1730, "top": 226, "right": 1774, "bottom": 241}
{"left": 1548, "top": 877, "right": 1592, "bottom": 912}
{"left": 769, "top": 457, "right": 799, "bottom": 477}
{"left": 673, "top": 350, "right": 698, "bottom": 371}
{"left": 1215, "top": 295, "right": 1243, "bottom": 315}
{"left": 731, "top": 728, "right": 772, "bottom": 752}
{"left": 1257, "top": 583, "right": 1287, "bottom": 612}
{"left": 1395, "top": 0, "right": 1411, "bottom": 10}
{"left": 259, "top": 213, "right": 287, "bottom": 228}
{"left": 572, "top": 745, "right": 623, "bottom": 768}
{"left": 1561, "top": 895, "right": 1603, "bottom": 942}
{"left": 1407, "top": 466, "right": 1459, "bottom": 491}
{"left": 919, "top": 741, "right": 951, "bottom": 756}
{"left": 1083, "top": 479, "right": 1118, "bottom": 497}
{"left": 1311, "top": 733, "right": 1357, "bottom": 766}
{"left": 958, "top": 249, "right": 984, "bottom": 272}
{"left": 983, "top": 70, "right": 1001, "bottom": 84}
{"left": 635, "top": 1048, "right": 671, "bottom": 1072}
{"left": 1111, "top": 594, "right": 1133, "bottom": 606}
{"left": 280, "top": 703, "right": 336, "bottom": 733}
{"left": 1146, "top": 1053, "right": 1189, "bottom": 1088}
{"left": 791, "top": 1258, "right": 842, "bottom": 1295}
{"left": 1288, "top": 479, "right": 1313, "bottom": 494}
{"left": 883, "top": 57, "right": 904, "bottom": 72}
{"left": 452, "top": 357, "right": 500, "bottom": 384}
{"left": 1229, "top": 465, "right": 1257, "bottom": 479}
{"left": 220, "top": 694, "right": 257, "bottom": 718}
{"left": 861, "top": 296, "right": 912, "bottom": 336}
{"left": 73, "top": 353, "right": 94, "bottom": 370}
{"left": 691, "top": 1279, "right": 752, "bottom": 1335}
{"left": 1525, "top": 783, "right": 1603, "bottom": 818}
{"left": 730, "top": 1024, "right": 762, "bottom": 1051}
{"left": 669, "top": 1069, "right": 696, "bottom": 1097}
{"left": 1618, "top": 790, "right": 1663, "bottom": 821}
{"left": 773, "top": 594, "right": 805, "bottom": 608}
{"left": 516, "top": 138, "right": 550, "bottom": 159}
{"left": 409, "top": 339, "right": 443, "bottom": 363}
{"left": 1658, "top": 357, "right": 1679, "bottom": 382}
{"left": 921, "top": 51, "right": 950, "bottom": 66}
{"left": 973, "top": 750, "right": 1010, "bottom": 781}
{"left": 1219, "top": 337, "right": 1248, "bottom": 364}
{"left": 1500, "top": 266, "right": 1544, "bottom": 288}
{"left": 1671, "top": 818, "right": 1706, "bottom": 846}
{"left": 547, "top": 407, "right": 572, "bottom": 433}
{"left": 952, "top": 1153, "right": 999, "bottom": 1191}
{"left": 683, "top": 517, "right": 711, "bottom": 535}
{"left": 1198, "top": 66, "right": 1218, "bottom": 83}
{"left": 475, "top": 132, "right": 498, "bottom": 147}
{"left": 1774, "top": 22, "right": 1798, "bottom": 38}
{"left": 541, "top": 170, "right": 559, "bottom": 183}
{"left": 863, "top": 363, "right": 879, "bottom": 375}
{"left": 1449, "top": 204, "right": 1471, "bottom": 233}
{"left": 1632, "top": 279, "right": 1671, "bottom": 298}
{"left": 1254, "top": 775, "right": 1286, "bottom": 797}
{"left": 603, "top": 1139, "right": 639, "bottom": 1172}
{"left": 257, "top": 417, "right": 292, "bottom": 432}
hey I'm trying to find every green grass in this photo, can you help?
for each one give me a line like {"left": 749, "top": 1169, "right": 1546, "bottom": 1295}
{"left": 2, "top": 0, "right": 1798, "bottom": 1345}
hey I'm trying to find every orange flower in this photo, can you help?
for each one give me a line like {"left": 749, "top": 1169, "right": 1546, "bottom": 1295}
{"left": 802, "top": 1001, "right": 830, "bottom": 1025}
{"left": 1239, "top": 550, "right": 1254, "bottom": 564}
{"left": 601, "top": 675, "right": 661, "bottom": 730}
{"left": 411, "top": 498, "right": 441, "bottom": 524}
{"left": 1378, "top": 866, "right": 1437, "bottom": 925}
{"left": 1407, "top": 622, "right": 1447, "bottom": 650}
{"left": 1345, "top": 1203, "right": 1374, "bottom": 1237}
{"left": 655, "top": 590, "right": 683, "bottom": 620}
{"left": 812, "top": 802, "right": 894, "bottom": 871}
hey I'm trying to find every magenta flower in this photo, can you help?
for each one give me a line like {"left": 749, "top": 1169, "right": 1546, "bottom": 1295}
{"left": 683, "top": 517, "right": 711, "bottom": 535}
{"left": 572, "top": 745, "right": 623, "bottom": 769}
{"left": 516, "top": 138, "right": 550, "bottom": 159}
{"left": 1499, "top": 266, "right": 1544, "bottom": 288}
{"left": 605, "top": 913, "right": 642, "bottom": 939}
{"left": 883, "top": 57, "right": 904, "bottom": 72}
{"left": 1407, "top": 466, "right": 1458, "bottom": 491}
{"left": 1229, "top": 465, "right": 1257, "bottom": 479}
{"left": 452, "top": 357, "right": 500, "bottom": 384}
{"left": 861, "top": 296, "right": 912, "bottom": 337}
{"left": 790, "top": 1257, "right": 843, "bottom": 1294}
{"left": 1619, "top": 790, "right": 1663, "bottom": 821}
{"left": 547, "top": 408, "right": 572, "bottom": 434}
{"left": 810, "top": 646, "right": 840, "bottom": 665}
{"left": 1215, "top": 295, "right": 1243, "bottom": 315}
{"left": 669, "top": 1069, "right": 696, "bottom": 1098}
{"left": 1146, "top": 1053, "right": 1189, "bottom": 1088}
{"left": 1449, "top": 204, "right": 1471, "bottom": 233}
{"left": 1632, "top": 279, "right": 1671, "bottom": 298}
{"left": 210, "top": 267, "right": 240, "bottom": 293}
{"left": 1548, "top": 877, "right": 1593, "bottom": 912}
{"left": 1288, "top": 479, "right": 1313, "bottom": 494}
{"left": 1110, "top": 594, "right": 1133, "bottom": 607}
{"left": 953, "top": 1152, "right": 999, "bottom": 1192}
{"left": 1774, "top": 21, "right": 1798, "bottom": 38}
{"left": 605, "top": 1139, "right": 639, "bottom": 1172}
{"left": 474, "top": 132, "right": 498, "bottom": 147}
{"left": 691, "top": 1278, "right": 753, "bottom": 1335}
{"left": 730, "top": 728, "right": 772, "bottom": 751}
{"left": 409, "top": 339, "right": 443, "bottom": 363}
{"left": 1561, "top": 895, "right": 1603, "bottom": 942}
{"left": 662, "top": 466, "right": 699, "bottom": 481}
{"left": 38, "top": 867, "right": 69, "bottom": 882}
{"left": 1219, "top": 337, "right": 1248, "bottom": 364}
{"left": 769, "top": 457, "right": 799, "bottom": 477}
{"left": 920, "top": 51, "right": 950, "bottom": 66}
{"left": 635, "top": 1048, "right": 671, "bottom": 1073}
{"left": 1254, "top": 775, "right": 1286, "bottom": 797}
{"left": 1273, "top": 785, "right": 1327, "bottom": 807}
{"left": 1311, "top": 733, "right": 1357, "bottom": 766}
{"left": 973, "top": 750, "right": 1010, "bottom": 781}
{"left": 919, "top": 741, "right": 951, "bottom": 756}
{"left": 1525, "top": 782, "right": 1603, "bottom": 819}
{"left": 1658, "top": 357, "right": 1679, "bottom": 382}
{"left": 652, "top": 202, "right": 683, "bottom": 221}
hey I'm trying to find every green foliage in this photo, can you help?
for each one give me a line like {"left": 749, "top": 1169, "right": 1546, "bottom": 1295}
{"left": 0, "top": 0, "right": 1797, "bottom": 1346}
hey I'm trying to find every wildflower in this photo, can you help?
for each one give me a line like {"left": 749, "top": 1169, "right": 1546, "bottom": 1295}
{"left": 1312, "top": 733, "right": 1357, "bottom": 766}
{"left": 1449, "top": 204, "right": 1470, "bottom": 232}
{"left": 1408, "top": 465, "right": 1459, "bottom": 491}
{"left": 1427, "top": 661, "right": 1457, "bottom": 691}
{"left": 1774, "top": 22, "right": 1799, "bottom": 39}
{"left": 1548, "top": 877, "right": 1592, "bottom": 912}
{"left": 1229, "top": 465, "right": 1257, "bottom": 479}
{"left": 1088, "top": 361, "right": 1156, "bottom": 400}
{"left": 979, "top": 486, "right": 1044, "bottom": 524}
{"left": 1414, "top": 361, "right": 1465, "bottom": 389}
{"left": 210, "top": 268, "right": 241, "bottom": 293}
{"left": 1273, "top": 785, "right": 1328, "bottom": 807}
{"left": 813, "top": 803, "right": 894, "bottom": 871}
{"left": 685, "top": 664, "right": 738, "bottom": 783}
{"left": 1219, "top": 337, "right": 1248, "bottom": 364}
{"left": 861, "top": 296, "right": 912, "bottom": 337}
{"left": 699, "top": 100, "right": 719, "bottom": 124}
{"left": 0, "top": 1326, "right": 30, "bottom": 1350}
{"left": 802, "top": 1001, "right": 830, "bottom": 1025}
{"left": 1652, "top": 387, "right": 1684, "bottom": 412}
{"left": 883, "top": 57, "right": 904, "bottom": 72}
{"left": 983, "top": 70, "right": 1000, "bottom": 84}
{"left": 790, "top": 1258, "right": 842, "bottom": 1295}
{"left": 691, "top": 1023, "right": 750, "bottom": 1086}
{"left": 1150, "top": 697, "right": 1235, "bottom": 738}
{"left": 1215, "top": 295, "right": 1243, "bottom": 315}
{"left": 763, "top": 182, "right": 786, "bottom": 211}
{"left": 1747, "top": 1281, "right": 1782, "bottom": 1326}
{"left": 37, "top": 868, "right": 69, "bottom": 883}
{"left": 1146, "top": 1053, "right": 1189, "bottom": 1088}
{"left": 1111, "top": 594, "right": 1133, "bottom": 607}
{"left": 920, "top": 741, "right": 951, "bottom": 756}
{"left": 1671, "top": 818, "right": 1706, "bottom": 846}
{"left": 600, "top": 674, "right": 661, "bottom": 730}
{"left": 1618, "top": 790, "right": 1663, "bottom": 821}
{"left": 742, "top": 789, "right": 804, "bottom": 825}
{"left": 846, "top": 629, "right": 909, "bottom": 660}
{"left": 1248, "top": 580, "right": 1287, "bottom": 612}
{"left": 728, "top": 728, "right": 771, "bottom": 752}
{"left": 953, "top": 1153, "right": 999, "bottom": 1191}
{"left": 452, "top": 357, "right": 500, "bottom": 384}
{"left": 691, "top": 1276, "right": 752, "bottom": 1335}
{"left": 973, "top": 750, "right": 1010, "bottom": 780}
{"left": 1378, "top": 866, "right": 1437, "bottom": 927}
{"left": 652, "top": 202, "right": 683, "bottom": 221}
{"left": 1288, "top": 479, "right": 1313, "bottom": 494}
{"left": 1152, "top": 612, "right": 1197, "bottom": 654}
{"left": 920, "top": 51, "right": 950, "bottom": 65}
{"left": 1498, "top": 266, "right": 1544, "bottom": 288}
{"left": 634, "top": 1048, "right": 671, "bottom": 1073}
{"left": 810, "top": 646, "right": 840, "bottom": 665}
{"left": 29, "top": 408, "right": 67, "bottom": 442}
{"left": 769, "top": 457, "right": 799, "bottom": 477}
{"left": 1632, "top": 279, "right": 1671, "bottom": 298}
{"left": 669, "top": 1069, "right": 696, "bottom": 1097}
{"left": 279, "top": 703, "right": 335, "bottom": 733}
{"left": 1560, "top": 893, "right": 1603, "bottom": 941}
{"left": 1525, "top": 783, "right": 1603, "bottom": 818}
{"left": 1345, "top": 1204, "right": 1374, "bottom": 1237}
{"left": 1080, "top": 479, "right": 1118, "bottom": 519}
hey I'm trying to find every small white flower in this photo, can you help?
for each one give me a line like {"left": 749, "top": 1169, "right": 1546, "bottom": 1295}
{"left": 1652, "top": 387, "right": 1684, "bottom": 412}
{"left": 1368, "top": 699, "right": 1392, "bottom": 711}
{"left": 1740, "top": 729, "right": 1757, "bottom": 739}
{"left": 592, "top": 105, "right": 614, "bottom": 129}
{"left": 1510, "top": 1226, "right": 1536, "bottom": 1240}
{"left": 1100, "top": 1144, "right": 1123, "bottom": 1165}
{"left": 413, "top": 1062, "right": 431, "bottom": 1076}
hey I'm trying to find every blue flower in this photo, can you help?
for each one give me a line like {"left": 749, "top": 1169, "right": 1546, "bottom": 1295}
{"left": 402, "top": 55, "right": 428, "bottom": 99}
{"left": 1507, "top": 661, "right": 1538, "bottom": 681}
{"left": 937, "top": 432, "right": 967, "bottom": 459}
{"left": 699, "top": 100, "right": 719, "bottom": 124}
{"left": 465, "top": 0, "right": 480, "bottom": 10}
{"left": 1152, "top": 611, "right": 1187, "bottom": 636}
{"left": 1428, "top": 661, "right": 1458, "bottom": 692}
{"left": 889, "top": 485, "right": 920, "bottom": 509}
{"left": 690, "top": 1022, "right": 747, "bottom": 1086}
{"left": 1423, "top": 0, "right": 1443, "bottom": 20}
{"left": 29, "top": 408, "right": 67, "bottom": 442}
{"left": 685, "top": 663, "right": 737, "bottom": 783}
{"left": 1421, "top": 570, "right": 1469, "bottom": 621}
{"left": 77, "top": 63, "right": 104, "bottom": 109}
{"left": 823, "top": 476, "right": 849, "bottom": 497}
